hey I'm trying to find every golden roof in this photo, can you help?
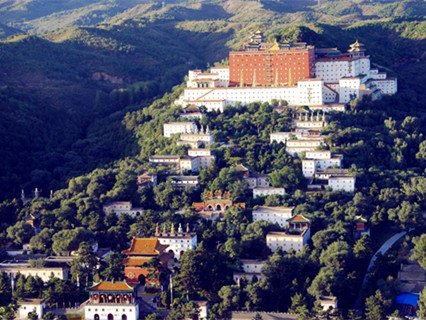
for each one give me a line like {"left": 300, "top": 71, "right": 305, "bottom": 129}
{"left": 234, "top": 163, "right": 249, "bottom": 172}
{"left": 124, "top": 256, "right": 153, "bottom": 266}
{"left": 90, "top": 282, "right": 134, "bottom": 292}
{"left": 354, "top": 215, "right": 368, "bottom": 223}
{"left": 122, "top": 238, "right": 168, "bottom": 256}
{"left": 268, "top": 41, "right": 280, "bottom": 51}
{"left": 348, "top": 40, "right": 365, "bottom": 52}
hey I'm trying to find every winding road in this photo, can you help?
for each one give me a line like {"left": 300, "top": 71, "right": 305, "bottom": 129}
{"left": 354, "top": 231, "right": 408, "bottom": 309}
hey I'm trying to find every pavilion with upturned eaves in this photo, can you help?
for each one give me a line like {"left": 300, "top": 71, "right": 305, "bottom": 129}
{"left": 84, "top": 281, "right": 139, "bottom": 320}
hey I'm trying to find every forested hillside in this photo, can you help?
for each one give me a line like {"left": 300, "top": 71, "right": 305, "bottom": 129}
{"left": 0, "top": 0, "right": 425, "bottom": 318}
{"left": 0, "top": 0, "right": 424, "bottom": 201}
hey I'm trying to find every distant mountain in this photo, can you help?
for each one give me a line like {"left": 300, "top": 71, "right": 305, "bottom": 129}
{"left": 0, "top": 0, "right": 185, "bottom": 33}
{"left": 0, "top": 22, "right": 22, "bottom": 38}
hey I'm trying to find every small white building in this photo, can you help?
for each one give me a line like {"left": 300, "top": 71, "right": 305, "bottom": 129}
{"left": 319, "top": 296, "right": 338, "bottom": 311}
{"left": 103, "top": 201, "right": 144, "bottom": 217}
{"left": 156, "top": 224, "right": 197, "bottom": 260}
{"left": 85, "top": 282, "right": 139, "bottom": 320}
{"left": 253, "top": 187, "right": 285, "bottom": 199}
{"left": 328, "top": 176, "right": 356, "bottom": 192}
{"left": 149, "top": 155, "right": 180, "bottom": 166}
{"left": 197, "top": 155, "right": 215, "bottom": 169}
{"left": 252, "top": 206, "right": 294, "bottom": 227}
{"left": 302, "top": 152, "right": 342, "bottom": 178}
{"left": 194, "top": 300, "right": 209, "bottom": 320}
{"left": 285, "top": 138, "right": 325, "bottom": 156}
{"left": 180, "top": 126, "right": 214, "bottom": 145}
{"left": 233, "top": 259, "right": 266, "bottom": 284}
{"left": 266, "top": 215, "right": 311, "bottom": 252}
{"left": 293, "top": 112, "right": 326, "bottom": 130}
{"left": 244, "top": 174, "right": 270, "bottom": 189}
{"left": 18, "top": 299, "right": 45, "bottom": 320}
{"left": 0, "top": 264, "right": 68, "bottom": 282}
{"left": 169, "top": 176, "right": 199, "bottom": 188}
{"left": 180, "top": 156, "right": 200, "bottom": 173}
{"left": 163, "top": 122, "right": 197, "bottom": 138}
{"left": 188, "top": 149, "right": 211, "bottom": 157}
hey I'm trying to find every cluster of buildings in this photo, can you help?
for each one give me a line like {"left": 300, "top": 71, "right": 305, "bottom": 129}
{"left": 163, "top": 122, "right": 214, "bottom": 147}
{"left": 270, "top": 111, "right": 356, "bottom": 192}
{"left": 11, "top": 31, "right": 399, "bottom": 320}
{"left": 140, "top": 121, "right": 217, "bottom": 190}
{"left": 175, "top": 30, "right": 397, "bottom": 112}
{"left": 270, "top": 112, "right": 327, "bottom": 156}
{"left": 234, "top": 164, "right": 286, "bottom": 199}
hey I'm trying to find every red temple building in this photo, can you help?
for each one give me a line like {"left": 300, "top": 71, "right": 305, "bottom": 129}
{"left": 192, "top": 190, "right": 245, "bottom": 220}
{"left": 122, "top": 238, "right": 173, "bottom": 286}
{"left": 229, "top": 30, "right": 315, "bottom": 87}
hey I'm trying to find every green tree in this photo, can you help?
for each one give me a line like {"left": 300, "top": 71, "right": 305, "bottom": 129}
{"left": 0, "top": 272, "right": 12, "bottom": 304}
{"left": 411, "top": 234, "right": 426, "bottom": 270}
{"left": 27, "top": 309, "right": 39, "bottom": 320}
{"left": 14, "top": 274, "right": 26, "bottom": 299}
{"left": 101, "top": 251, "right": 125, "bottom": 280}
{"left": 418, "top": 287, "right": 426, "bottom": 320}
{"left": 353, "top": 234, "right": 373, "bottom": 261}
{"left": 52, "top": 228, "right": 95, "bottom": 256}
{"left": 289, "top": 293, "right": 309, "bottom": 319}
{"left": 365, "top": 290, "right": 389, "bottom": 320}
{"left": 0, "top": 303, "right": 18, "bottom": 320}
{"left": 218, "top": 285, "right": 241, "bottom": 310}
{"left": 24, "top": 275, "right": 42, "bottom": 298}
{"left": 268, "top": 166, "right": 303, "bottom": 191}
{"left": 388, "top": 201, "right": 422, "bottom": 229}
{"left": 42, "top": 312, "right": 55, "bottom": 320}
{"left": 70, "top": 242, "right": 98, "bottom": 289}
{"left": 6, "top": 221, "right": 33, "bottom": 245}
{"left": 144, "top": 314, "right": 163, "bottom": 320}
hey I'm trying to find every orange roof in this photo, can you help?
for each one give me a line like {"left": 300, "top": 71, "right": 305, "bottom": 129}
{"left": 287, "top": 214, "right": 310, "bottom": 223}
{"left": 90, "top": 282, "right": 134, "bottom": 292}
{"left": 124, "top": 256, "right": 153, "bottom": 266}
{"left": 122, "top": 238, "right": 168, "bottom": 256}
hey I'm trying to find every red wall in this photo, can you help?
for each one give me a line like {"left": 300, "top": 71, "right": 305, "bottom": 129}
{"left": 229, "top": 48, "right": 314, "bottom": 86}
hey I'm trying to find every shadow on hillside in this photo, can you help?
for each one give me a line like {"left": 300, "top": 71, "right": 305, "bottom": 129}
{"left": 0, "top": 17, "right": 235, "bottom": 200}
{"left": 1, "top": 15, "right": 425, "bottom": 201}
{"left": 261, "top": 0, "right": 317, "bottom": 13}
{"left": 158, "top": 3, "right": 232, "bottom": 21}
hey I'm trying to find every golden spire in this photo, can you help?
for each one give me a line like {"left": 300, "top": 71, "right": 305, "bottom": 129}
{"left": 252, "top": 69, "right": 257, "bottom": 87}
{"left": 240, "top": 69, "right": 244, "bottom": 88}
{"left": 155, "top": 223, "right": 159, "bottom": 236}
{"left": 170, "top": 224, "right": 175, "bottom": 235}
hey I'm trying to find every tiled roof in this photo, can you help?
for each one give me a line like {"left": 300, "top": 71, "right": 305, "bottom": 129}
{"left": 122, "top": 238, "right": 168, "bottom": 256}
{"left": 287, "top": 214, "right": 310, "bottom": 223}
{"left": 90, "top": 281, "right": 134, "bottom": 292}
{"left": 124, "top": 257, "right": 152, "bottom": 266}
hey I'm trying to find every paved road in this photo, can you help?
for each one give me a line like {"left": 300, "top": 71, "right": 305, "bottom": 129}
{"left": 354, "top": 231, "right": 408, "bottom": 309}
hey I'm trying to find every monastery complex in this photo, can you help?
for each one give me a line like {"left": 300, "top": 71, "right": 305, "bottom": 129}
{"left": 176, "top": 30, "right": 397, "bottom": 112}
